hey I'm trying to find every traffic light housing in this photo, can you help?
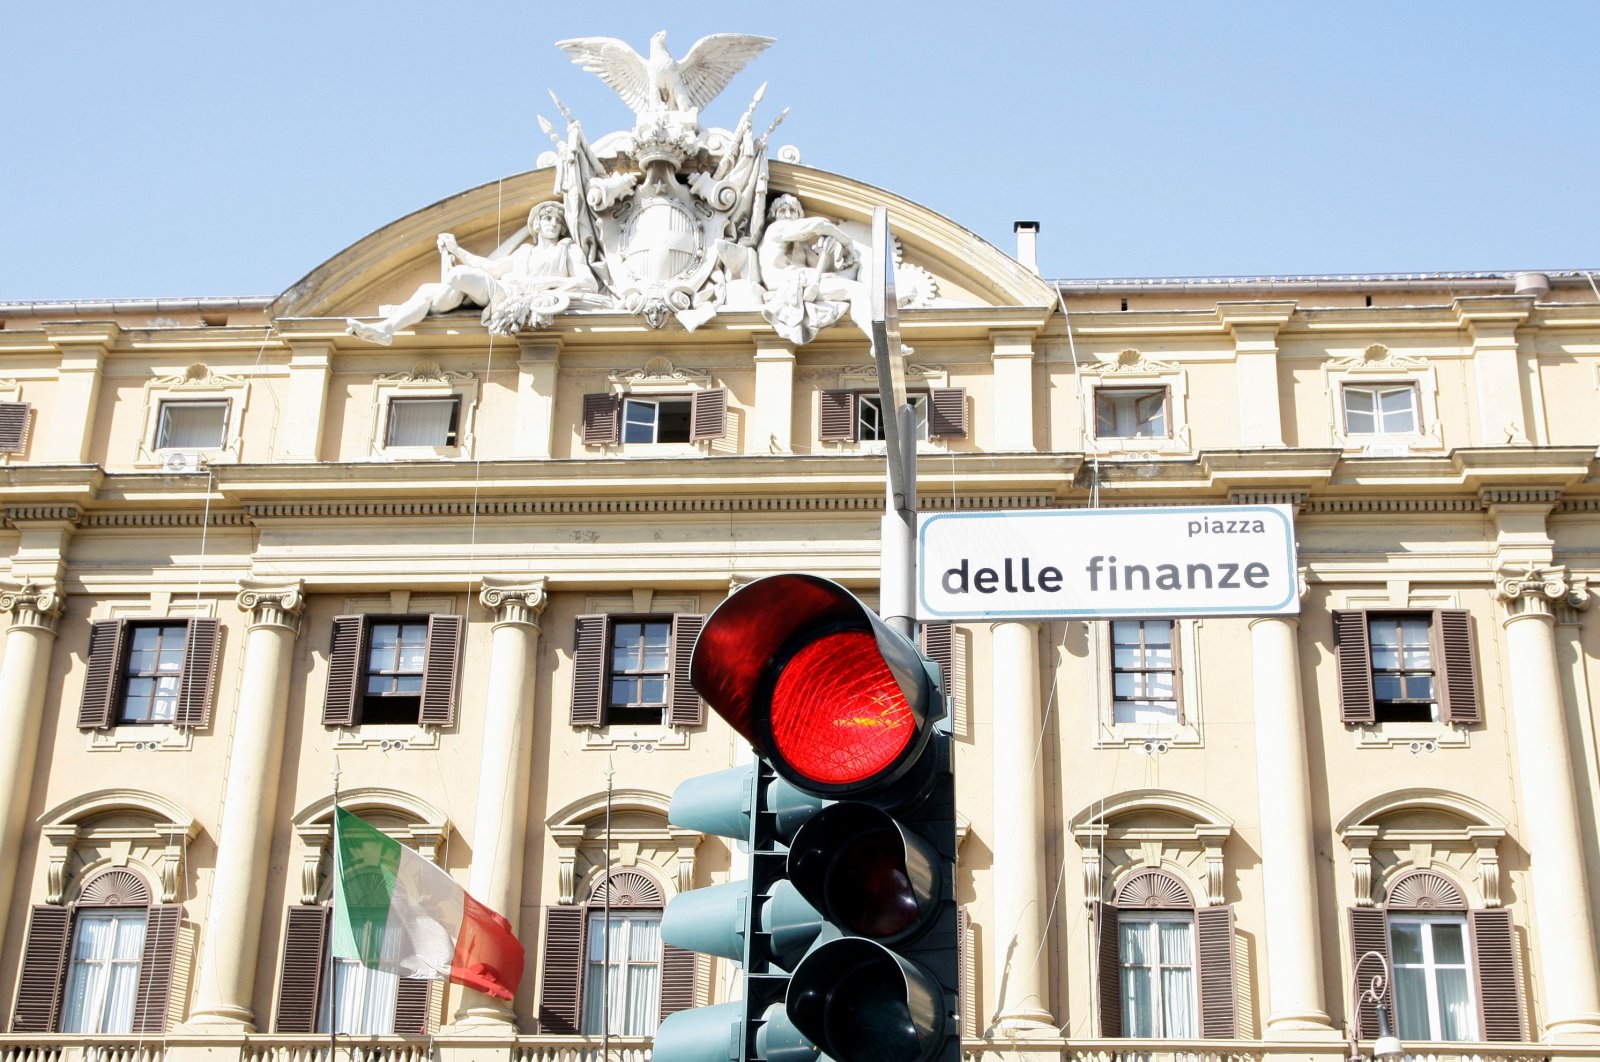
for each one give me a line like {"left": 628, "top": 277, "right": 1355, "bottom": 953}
{"left": 661, "top": 573, "right": 959, "bottom": 1062}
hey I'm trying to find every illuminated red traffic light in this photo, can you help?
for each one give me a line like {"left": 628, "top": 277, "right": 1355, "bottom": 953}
{"left": 770, "top": 630, "right": 915, "bottom": 786}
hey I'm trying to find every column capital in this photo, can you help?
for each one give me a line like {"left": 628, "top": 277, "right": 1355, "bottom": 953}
{"left": 1497, "top": 562, "right": 1588, "bottom": 620}
{"left": 236, "top": 579, "right": 305, "bottom": 633}
{"left": 480, "top": 577, "right": 548, "bottom": 629}
{"left": 0, "top": 580, "right": 64, "bottom": 633}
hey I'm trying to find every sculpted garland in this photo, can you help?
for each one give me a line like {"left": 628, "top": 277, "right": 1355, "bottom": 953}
{"left": 347, "top": 31, "right": 937, "bottom": 347}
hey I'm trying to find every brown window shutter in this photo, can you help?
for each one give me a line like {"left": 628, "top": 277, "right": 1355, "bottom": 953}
{"left": 419, "top": 614, "right": 464, "bottom": 727}
{"left": 919, "top": 622, "right": 953, "bottom": 703}
{"left": 690, "top": 389, "right": 727, "bottom": 442}
{"left": 130, "top": 904, "right": 183, "bottom": 1033}
{"left": 1094, "top": 901, "right": 1121, "bottom": 1037}
{"left": 819, "top": 390, "right": 858, "bottom": 441}
{"left": 323, "top": 615, "right": 367, "bottom": 727}
{"left": 658, "top": 944, "right": 698, "bottom": 1020}
{"left": 1470, "top": 908, "right": 1523, "bottom": 1041}
{"left": 582, "top": 393, "right": 621, "bottom": 445}
{"left": 393, "top": 978, "right": 433, "bottom": 1036}
{"left": 11, "top": 905, "right": 71, "bottom": 1032}
{"left": 928, "top": 387, "right": 968, "bottom": 439}
{"left": 1195, "top": 905, "right": 1237, "bottom": 1038}
{"left": 78, "top": 619, "right": 127, "bottom": 729}
{"left": 538, "top": 906, "right": 586, "bottom": 1034}
{"left": 1333, "top": 610, "right": 1376, "bottom": 724}
{"left": 0, "top": 402, "right": 30, "bottom": 453}
{"left": 174, "top": 618, "right": 220, "bottom": 728}
{"left": 1347, "top": 906, "right": 1392, "bottom": 1039}
{"left": 570, "top": 615, "right": 608, "bottom": 727}
{"left": 956, "top": 906, "right": 976, "bottom": 1039}
{"left": 274, "top": 905, "right": 330, "bottom": 1033}
{"left": 669, "top": 614, "right": 706, "bottom": 727}
{"left": 1434, "top": 609, "right": 1481, "bottom": 725}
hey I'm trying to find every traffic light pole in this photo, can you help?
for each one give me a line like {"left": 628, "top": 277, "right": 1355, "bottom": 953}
{"left": 870, "top": 206, "right": 917, "bottom": 639}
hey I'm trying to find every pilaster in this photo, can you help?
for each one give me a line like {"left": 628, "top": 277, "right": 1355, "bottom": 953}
{"left": 43, "top": 323, "right": 117, "bottom": 464}
{"left": 514, "top": 338, "right": 561, "bottom": 458}
{"left": 752, "top": 335, "right": 796, "bottom": 454}
{"left": 1455, "top": 296, "right": 1534, "bottom": 446}
{"left": 280, "top": 340, "right": 332, "bottom": 461}
{"left": 1219, "top": 301, "right": 1295, "bottom": 447}
{"left": 989, "top": 330, "right": 1036, "bottom": 452}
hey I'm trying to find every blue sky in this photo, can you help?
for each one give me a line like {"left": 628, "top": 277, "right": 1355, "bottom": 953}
{"left": 4, "top": 1, "right": 1596, "bottom": 301}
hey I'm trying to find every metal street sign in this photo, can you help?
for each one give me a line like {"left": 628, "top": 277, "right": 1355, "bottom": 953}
{"left": 916, "top": 505, "right": 1299, "bottom": 621}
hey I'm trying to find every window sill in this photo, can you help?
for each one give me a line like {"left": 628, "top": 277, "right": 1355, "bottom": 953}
{"left": 333, "top": 724, "right": 440, "bottom": 751}
{"left": 589, "top": 441, "right": 707, "bottom": 457}
{"left": 373, "top": 446, "right": 464, "bottom": 461}
{"left": 88, "top": 724, "right": 192, "bottom": 752}
{"left": 1338, "top": 432, "right": 1444, "bottom": 456}
{"left": 1089, "top": 437, "right": 1192, "bottom": 458}
{"left": 1353, "top": 721, "right": 1469, "bottom": 752}
{"left": 582, "top": 723, "right": 690, "bottom": 752}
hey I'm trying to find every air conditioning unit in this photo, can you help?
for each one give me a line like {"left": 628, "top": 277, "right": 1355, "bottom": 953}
{"left": 161, "top": 451, "right": 205, "bottom": 474}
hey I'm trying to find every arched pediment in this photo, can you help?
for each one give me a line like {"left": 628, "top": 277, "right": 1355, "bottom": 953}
{"left": 291, "top": 786, "right": 449, "bottom": 830}
{"left": 1068, "top": 788, "right": 1234, "bottom": 832}
{"left": 546, "top": 788, "right": 672, "bottom": 828}
{"left": 1337, "top": 789, "right": 1508, "bottom": 909}
{"left": 1336, "top": 788, "right": 1508, "bottom": 834}
{"left": 270, "top": 163, "right": 1054, "bottom": 323}
{"left": 40, "top": 788, "right": 196, "bottom": 833}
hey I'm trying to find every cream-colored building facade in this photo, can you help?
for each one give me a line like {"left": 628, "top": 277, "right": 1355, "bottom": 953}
{"left": 2, "top": 156, "right": 1600, "bottom": 1062}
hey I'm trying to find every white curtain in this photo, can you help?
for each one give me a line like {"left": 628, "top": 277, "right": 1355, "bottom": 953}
{"left": 158, "top": 402, "right": 226, "bottom": 449}
{"left": 324, "top": 920, "right": 399, "bottom": 1034}
{"left": 1119, "top": 922, "right": 1153, "bottom": 1037}
{"left": 386, "top": 399, "right": 456, "bottom": 447}
{"left": 62, "top": 911, "right": 146, "bottom": 1033}
{"left": 583, "top": 913, "right": 662, "bottom": 1036}
{"left": 1159, "top": 920, "right": 1195, "bottom": 1038}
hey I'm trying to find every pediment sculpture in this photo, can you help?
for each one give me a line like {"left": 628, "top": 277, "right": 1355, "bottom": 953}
{"left": 346, "top": 31, "right": 940, "bottom": 347}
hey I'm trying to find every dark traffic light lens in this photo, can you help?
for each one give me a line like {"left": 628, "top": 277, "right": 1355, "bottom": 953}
{"left": 769, "top": 630, "right": 914, "bottom": 786}
{"left": 830, "top": 828, "right": 918, "bottom": 938}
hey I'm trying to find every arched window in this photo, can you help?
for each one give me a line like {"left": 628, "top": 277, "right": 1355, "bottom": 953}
{"left": 274, "top": 793, "right": 448, "bottom": 1036}
{"left": 1348, "top": 868, "right": 1521, "bottom": 1043}
{"left": 13, "top": 867, "right": 182, "bottom": 1034}
{"left": 539, "top": 868, "right": 695, "bottom": 1037}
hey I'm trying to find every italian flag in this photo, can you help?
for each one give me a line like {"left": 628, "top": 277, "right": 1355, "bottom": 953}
{"left": 333, "top": 807, "right": 525, "bottom": 1001}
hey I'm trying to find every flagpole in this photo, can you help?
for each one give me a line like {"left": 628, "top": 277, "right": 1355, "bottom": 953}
{"left": 329, "top": 758, "right": 341, "bottom": 1062}
{"left": 602, "top": 755, "right": 614, "bottom": 1062}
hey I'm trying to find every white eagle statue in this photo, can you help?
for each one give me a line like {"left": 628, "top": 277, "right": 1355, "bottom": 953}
{"left": 555, "top": 30, "right": 774, "bottom": 119}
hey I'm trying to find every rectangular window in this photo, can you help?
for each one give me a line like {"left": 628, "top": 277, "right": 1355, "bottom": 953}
{"left": 119, "top": 622, "right": 189, "bottom": 724}
{"left": 385, "top": 397, "right": 461, "bottom": 447}
{"left": 622, "top": 398, "right": 693, "bottom": 443}
{"left": 1118, "top": 913, "right": 1195, "bottom": 1038}
{"left": 156, "top": 400, "right": 227, "bottom": 450}
{"left": 1343, "top": 384, "right": 1419, "bottom": 435}
{"left": 1390, "top": 915, "right": 1478, "bottom": 1041}
{"left": 61, "top": 910, "right": 146, "bottom": 1034}
{"left": 362, "top": 620, "right": 428, "bottom": 725}
{"left": 582, "top": 911, "right": 662, "bottom": 1036}
{"left": 1095, "top": 387, "right": 1168, "bottom": 439}
{"left": 858, "top": 393, "right": 930, "bottom": 442}
{"left": 608, "top": 620, "right": 672, "bottom": 726}
{"left": 1111, "top": 619, "right": 1178, "bottom": 724}
{"left": 1368, "top": 614, "right": 1436, "bottom": 722}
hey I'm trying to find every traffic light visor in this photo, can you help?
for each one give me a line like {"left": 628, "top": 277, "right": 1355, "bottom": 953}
{"left": 691, "top": 574, "right": 936, "bottom": 796}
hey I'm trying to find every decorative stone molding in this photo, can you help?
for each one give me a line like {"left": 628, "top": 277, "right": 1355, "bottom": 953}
{"left": 3, "top": 504, "right": 83, "bottom": 525}
{"left": 611, "top": 358, "right": 713, "bottom": 389}
{"left": 137, "top": 365, "right": 249, "bottom": 466}
{"left": 546, "top": 789, "right": 694, "bottom": 904}
{"left": 1497, "top": 562, "right": 1590, "bottom": 619}
{"left": 370, "top": 365, "right": 479, "bottom": 460}
{"left": 37, "top": 790, "right": 199, "bottom": 905}
{"left": 1227, "top": 490, "right": 1308, "bottom": 510}
{"left": 1337, "top": 789, "right": 1508, "bottom": 908}
{"left": 290, "top": 788, "right": 451, "bottom": 904}
{"left": 1080, "top": 348, "right": 1193, "bottom": 457}
{"left": 0, "top": 579, "right": 64, "bottom": 632}
{"left": 1480, "top": 487, "right": 1563, "bottom": 507}
{"left": 1322, "top": 342, "right": 1444, "bottom": 455}
{"left": 237, "top": 579, "right": 304, "bottom": 633}
{"left": 239, "top": 493, "right": 1056, "bottom": 520}
{"left": 480, "top": 577, "right": 548, "bottom": 630}
{"left": 1070, "top": 790, "right": 1233, "bottom": 907}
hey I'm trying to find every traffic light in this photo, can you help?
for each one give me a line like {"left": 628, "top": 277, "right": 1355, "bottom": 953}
{"left": 668, "top": 572, "right": 959, "bottom": 1062}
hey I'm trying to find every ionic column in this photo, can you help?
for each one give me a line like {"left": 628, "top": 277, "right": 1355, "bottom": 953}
{"left": 990, "top": 621, "right": 1054, "bottom": 1034}
{"left": 452, "top": 578, "right": 547, "bottom": 1028}
{"left": 1497, "top": 565, "right": 1600, "bottom": 1041}
{"left": 1249, "top": 613, "right": 1335, "bottom": 1036}
{"left": 189, "top": 581, "right": 304, "bottom": 1030}
{"left": 0, "top": 582, "right": 63, "bottom": 951}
